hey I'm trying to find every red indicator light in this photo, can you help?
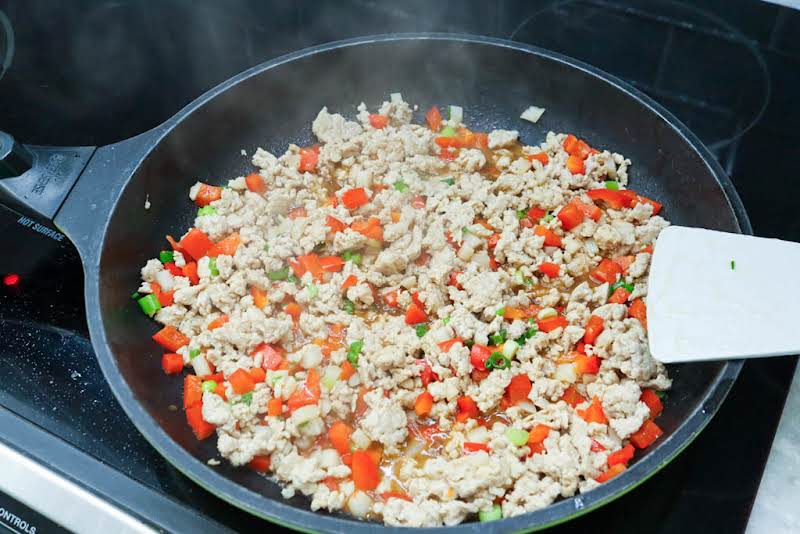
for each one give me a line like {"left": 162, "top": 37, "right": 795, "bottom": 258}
{"left": 3, "top": 273, "right": 19, "bottom": 286}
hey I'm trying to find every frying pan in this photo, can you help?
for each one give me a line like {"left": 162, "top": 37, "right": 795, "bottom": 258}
{"left": 0, "top": 34, "right": 749, "bottom": 532}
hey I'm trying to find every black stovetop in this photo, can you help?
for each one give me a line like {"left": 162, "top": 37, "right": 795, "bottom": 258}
{"left": 1, "top": 1, "right": 799, "bottom": 532}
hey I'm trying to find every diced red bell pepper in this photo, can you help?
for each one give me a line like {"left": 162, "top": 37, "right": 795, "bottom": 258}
{"left": 571, "top": 198, "right": 602, "bottom": 221}
{"left": 186, "top": 404, "right": 215, "bottom": 440}
{"left": 562, "top": 386, "right": 586, "bottom": 408}
{"left": 608, "top": 286, "right": 632, "bottom": 304}
{"left": 245, "top": 172, "right": 267, "bottom": 194}
{"left": 566, "top": 155, "right": 585, "bottom": 175}
{"left": 415, "top": 391, "right": 434, "bottom": 416}
{"left": 418, "top": 360, "right": 439, "bottom": 386}
{"left": 534, "top": 225, "right": 562, "bottom": 248}
{"left": 563, "top": 134, "right": 579, "bottom": 154}
{"left": 463, "top": 442, "right": 490, "bottom": 453}
{"left": 286, "top": 368, "right": 321, "bottom": 412}
{"left": 381, "top": 491, "right": 412, "bottom": 502}
{"left": 267, "top": 397, "right": 283, "bottom": 417}
{"left": 591, "top": 439, "right": 606, "bottom": 452}
{"left": 161, "top": 353, "right": 183, "bottom": 374}
{"left": 487, "top": 233, "right": 501, "bottom": 249}
{"left": 207, "top": 315, "right": 229, "bottom": 330}
{"left": 528, "top": 152, "right": 549, "bottom": 165}
{"left": 607, "top": 444, "right": 635, "bottom": 466}
{"left": 589, "top": 258, "right": 623, "bottom": 284}
{"left": 249, "top": 367, "right": 266, "bottom": 383}
{"left": 448, "top": 270, "right": 463, "bottom": 289}
{"left": 612, "top": 255, "right": 635, "bottom": 272}
{"left": 288, "top": 206, "right": 307, "bottom": 219}
{"left": 153, "top": 326, "right": 190, "bottom": 352}
{"left": 163, "top": 262, "right": 184, "bottom": 276}
{"left": 557, "top": 202, "right": 585, "bottom": 231}
{"left": 340, "top": 361, "right": 356, "bottom": 381}
{"left": 253, "top": 343, "right": 283, "bottom": 370}
{"left": 298, "top": 146, "right": 319, "bottom": 172}
{"left": 537, "top": 315, "right": 568, "bottom": 333}
{"left": 595, "top": 463, "right": 626, "bottom": 483}
{"left": 298, "top": 253, "right": 324, "bottom": 281}
{"left": 352, "top": 450, "right": 381, "bottom": 490}
{"left": 587, "top": 189, "right": 637, "bottom": 210}
{"left": 575, "top": 354, "right": 601, "bottom": 375}
{"left": 471, "top": 368, "right": 490, "bottom": 383}
{"left": 229, "top": 368, "right": 256, "bottom": 394}
{"left": 527, "top": 424, "right": 550, "bottom": 457}
{"left": 640, "top": 389, "right": 664, "bottom": 419}
{"left": 469, "top": 344, "right": 492, "bottom": 370}
{"left": 405, "top": 303, "right": 428, "bottom": 325}
{"left": 250, "top": 286, "right": 268, "bottom": 309}
{"left": 577, "top": 396, "right": 609, "bottom": 424}
{"left": 455, "top": 396, "right": 479, "bottom": 423}
{"left": 328, "top": 421, "right": 353, "bottom": 455}
{"left": 426, "top": 106, "right": 442, "bottom": 132}
{"left": 583, "top": 315, "right": 604, "bottom": 345}
{"left": 505, "top": 374, "right": 532, "bottom": 406}
{"left": 183, "top": 261, "right": 199, "bottom": 285}
{"left": 326, "top": 215, "right": 346, "bottom": 233}
{"left": 538, "top": 262, "right": 560, "bottom": 278}
{"left": 369, "top": 114, "right": 389, "bottom": 129}
{"left": 628, "top": 298, "right": 648, "bottom": 330}
{"left": 248, "top": 455, "right": 271, "bottom": 472}
{"left": 284, "top": 302, "right": 302, "bottom": 322}
{"left": 630, "top": 419, "right": 663, "bottom": 449}
{"left": 183, "top": 375, "right": 203, "bottom": 409}
{"left": 319, "top": 256, "right": 344, "bottom": 272}
{"left": 178, "top": 228, "right": 214, "bottom": 261}
{"left": 207, "top": 232, "right": 240, "bottom": 258}
{"left": 194, "top": 183, "right": 222, "bottom": 207}
{"left": 438, "top": 338, "right": 463, "bottom": 353}
{"left": 338, "top": 274, "right": 357, "bottom": 291}
{"left": 341, "top": 187, "right": 370, "bottom": 209}
{"left": 350, "top": 217, "right": 383, "bottom": 241}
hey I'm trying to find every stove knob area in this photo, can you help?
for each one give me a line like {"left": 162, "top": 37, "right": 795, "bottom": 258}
{"left": 0, "top": 131, "right": 33, "bottom": 179}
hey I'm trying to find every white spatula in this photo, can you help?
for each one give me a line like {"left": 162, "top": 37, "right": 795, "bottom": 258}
{"left": 648, "top": 226, "right": 800, "bottom": 363}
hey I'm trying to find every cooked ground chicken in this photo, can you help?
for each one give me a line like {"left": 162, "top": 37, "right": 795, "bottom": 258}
{"left": 139, "top": 95, "right": 671, "bottom": 526}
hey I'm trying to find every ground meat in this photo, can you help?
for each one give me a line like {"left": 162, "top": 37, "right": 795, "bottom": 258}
{"left": 137, "top": 94, "right": 671, "bottom": 526}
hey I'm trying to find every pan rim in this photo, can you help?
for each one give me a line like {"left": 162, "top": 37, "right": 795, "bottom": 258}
{"left": 83, "top": 32, "right": 750, "bottom": 532}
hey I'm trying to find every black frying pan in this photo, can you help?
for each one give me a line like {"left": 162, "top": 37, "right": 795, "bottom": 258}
{"left": 0, "top": 34, "right": 749, "bottom": 532}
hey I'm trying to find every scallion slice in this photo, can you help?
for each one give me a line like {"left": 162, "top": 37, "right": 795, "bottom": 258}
{"left": 393, "top": 181, "right": 409, "bottom": 192}
{"left": 137, "top": 294, "right": 161, "bottom": 317}
{"left": 201, "top": 380, "right": 217, "bottom": 393}
{"left": 267, "top": 267, "right": 289, "bottom": 281}
{"left": 130, "top": 291, "right": 141, "bottom": 300}
{"left": 516, "top": 209, "right": 528, "bottom": 220}
{"left": 236, "top": 392, "right": 253, "bottom": 405}
{"left": 442, "top": 316, "right": 451, "bottom": 325}
{"left": 505, "top": 427, "right": 529, "bottom": 446}
{"left": 208, "top": 257, "right": 219, "bottom": 276}
{"left": 486, "top": 352, "right": 510, "bottom": 370}
{"left": 287, "top": 274, "right": 299, "bottom": 284}
{"left": 604, "top": 180, "right": 620, "bottom": 190}
{"left": 415, "top": 324, "right": 429, "bottom": 337}
{"left": 307, "top": 284, "right": 319, "bottom": 299}
{"left": 342, "top": 250, "right": 362, "bottom": 265}
{"left": 189, "top": 349, "right": 200, "bottom": 360}
{"left": 495, "top": 307, "right": 505, "bottom": 317}
{"left": 342, "top": 298, "right": 355, "bottom": 315}
{"left": 197, "top": 205, "right": 217, "bottom": 217}
{"left": 439, "top": 125, "right": 456, "bottom": 137}
{"left": 347, "top": 341, "right": 364, "bottom": 365}
{"left": 478, "top": 504, "right": 502, "bottom": 522}
{"left": 159, "top": 250, "right": 174, "bottom": 264}
{"left": 609, "top": 280, "right": 634, "bottom": 293}
{"left": 489, "top": 329, "right": 507, "bottom": 345}
{"left": 441, "top": 178, "right": 455, "bottom": 186}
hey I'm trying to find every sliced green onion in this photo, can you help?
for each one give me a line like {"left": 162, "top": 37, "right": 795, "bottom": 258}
{"left": 197, "top": 205, "right": 217, "bottom": 217}
{"left": 307, "top": 284, "right": 319, "bottom": 299}
{"left": 208, "top": 257, "right": 219, "bottom": 276}
{"left": 541, "top": 213, "right": 554, "bottom": 223}
{"left": 515, "top": 326, "right": 538, "bottom": 346}
{"left": 486, "top": 352, "right": 510, "bottom": 370}
{"left": 263, "top": 244, "right": 269, "bottom": 252}
{"left": 462, "top": 226, "right": 471, "bottom": 235}
{"left": 442, "top": 316, "right": 451, "bottom": 325}
{"left": 449, "top": 105, "right": 463, "bottom": 124}
{"left": 609, "top": 280, "right": 635, "bottom": 293}
{"left": 415, "top": 324, "right": 429, "bottom": 337}
{"left": 287, "top": 274, "right": 299, "bottom": 284}
{"left": 342, "top": 250, "right": 362, "bottom": 265}
{"left": 730, "top": 260, "right": 735, "bottom": 270}
{"left": 270, "top": 370, "right": 288, "bottom": 385}
{"left": 159, "top": 250, "right": 174, "bottom": 264}
{"left": 439, "top": 125, "right": 456, "bottom": 137}
{"left": 441, "top": 178, "right": 455, "bottom": 186}
{"left": 321, "top": 365, "right": 342, "bottom": 391}
{"left": 516, "top": 209, "right": 528, "bottom": 220}
{"left": 655, "top": 390, "right": 666, "bottom": 399}
{"left": 604, "top": 180, "right": 620, "bottom": 190}
{"left": 236, "top": 392, "right": 253, "bottom": 405}
{"left": 505, "top": 427, "right": 529, "bottom": 446}
{"left": 189, "top": 349, "right": 200, "bottom": 360}
{"left": 464, "top": 340, "right": 475, "bottom": 349}
{"left": 347, "top": 341, "right": 364, "bottom": 365}
{"left": 488, "top": 329, "right": 507, "bottom": 345}
{"left": 495, "top": 307, "right": 505, "bottom": 317}
{"left": 342, "top": 298, "right": 355, "bottom": 315}
{"left": 137, "top": 294, "right": 161, "bottom": 317}
{"left": 478, "top": 504, "right": 502, "bottom": 522}
{"left": 393, "top": 181, "right": 409, "bottom": 192}
{"left": 130, "top": 291, "right": 141, "bottom": 300}
{"left": 201, "top": 380, "right": 217, "bottom": 393}
{"left": 267, "top": 266, "right": 289, "bottom": 281}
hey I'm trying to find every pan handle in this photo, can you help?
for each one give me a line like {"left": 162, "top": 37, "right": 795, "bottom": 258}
{"left": 0, "top": 127, "right": 163, "bottom": 262}
{"left": 0, "top": 131, "right": 96, "bottom": 221}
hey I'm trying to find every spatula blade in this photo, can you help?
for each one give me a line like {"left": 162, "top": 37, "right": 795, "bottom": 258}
{"left": 648, "top": 226, "right": 800, "bottom": 363}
